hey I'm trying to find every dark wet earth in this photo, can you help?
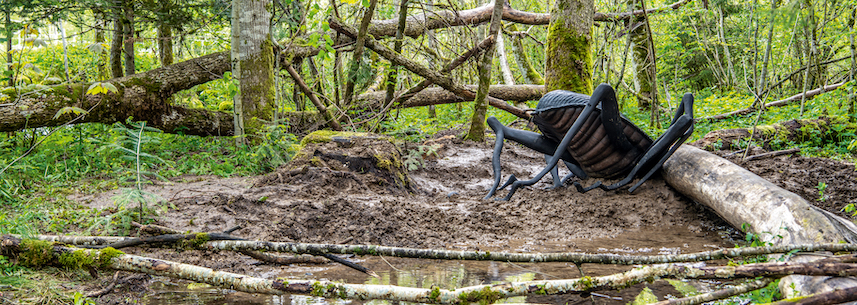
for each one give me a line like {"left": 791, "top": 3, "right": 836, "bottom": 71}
{"left": 74, "top": 131, "right": 855, "bottom": 304}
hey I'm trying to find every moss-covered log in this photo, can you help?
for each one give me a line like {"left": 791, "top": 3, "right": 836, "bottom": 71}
{"left": 7, "top": 235, "right": 857, "bottom": 304}
{"left": 693, "top": 117, "right": 856, "bottom": 151}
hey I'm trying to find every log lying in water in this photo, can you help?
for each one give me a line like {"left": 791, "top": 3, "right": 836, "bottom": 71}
{"left": 661, "top": 145, "right": 857, "bottom": 298}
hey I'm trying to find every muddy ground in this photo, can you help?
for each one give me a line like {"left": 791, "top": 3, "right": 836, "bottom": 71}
{"left": 70, "top": 129, "right": 857, "bottom": 305}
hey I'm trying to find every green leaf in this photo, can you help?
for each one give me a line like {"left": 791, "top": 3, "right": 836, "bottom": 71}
{"left": 53, "top": 106, "right": 89, "bottom": 119}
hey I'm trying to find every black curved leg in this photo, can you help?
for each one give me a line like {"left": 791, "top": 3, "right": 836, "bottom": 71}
{"left": 599, "top": 93, "right": 695, "bottom": 192}
{"left": 501, "top": 84, "right": 615, "bottom": 201}
{"left": 546, "top": 155, "right": 563, "bottom": 189}
{"left": 485, "top": 117, "right": 576, "bottom": 199}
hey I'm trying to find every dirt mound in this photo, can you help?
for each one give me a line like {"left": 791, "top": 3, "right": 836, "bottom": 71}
{"left": 149, "top": 131, "right": 724, "bottom": 249}
{"left": 254, "top": 131, "right": 412, "bottom": 196}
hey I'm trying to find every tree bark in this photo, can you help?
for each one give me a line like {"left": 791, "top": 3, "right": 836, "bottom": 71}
{"left": 7, "top": 235, "right": 857, "bottom": 304}
{"left": 342, "top": 0, "right": 377, "bottom": 107}
{"left": 661, "top": 145, "right": 857, "bottom": 299}
{"left": 233, "top": 0, "right": 275, "bottom": 137}
{"left": 465, "top": 0, "right": 504, "bottom": 142}
{"left": 0, "top": 52, "right": 233, "bottom": 135}
{"left": 849, "top": 7, "right": 856, "bottom": 120}
{"left": 545, "top": 0, "right": 594, "bottom": 94}
{"left": 630, "top": 0, "right": 652, "bottom": 110}
{"left": 109, "top": 8, "right": 123, "bottom": 79}
{"left": 507, "top": 24, "right": 544, "bottom": 85}
{"left": 122, "top": 0, "right": 135, "bottom": 76}
{"left": 365, "top": 0, "right": 692, "bottom": 38}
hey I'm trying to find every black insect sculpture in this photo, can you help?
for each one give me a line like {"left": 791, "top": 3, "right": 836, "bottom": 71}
{"left": 485, "top": 83, "right": 694, "bottom": 201}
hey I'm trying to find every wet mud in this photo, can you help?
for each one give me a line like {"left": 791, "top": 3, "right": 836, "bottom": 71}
{"left": 71, "top": 129, "right": 857, "bottom": 304}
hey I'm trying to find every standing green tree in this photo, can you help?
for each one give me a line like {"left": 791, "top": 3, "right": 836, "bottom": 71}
{"left": 230, "top": 0, "right": 275, "bottom": 144}
{"left": 464, "top": 0, "right": 504, "bottom": 142}
{"left": 545, "top": 0, "right": 594, "bottom": 94}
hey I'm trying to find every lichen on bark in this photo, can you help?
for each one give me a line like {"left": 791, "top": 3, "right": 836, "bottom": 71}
{"left": 544, "top": 0, "right": 594, "bottom": 95}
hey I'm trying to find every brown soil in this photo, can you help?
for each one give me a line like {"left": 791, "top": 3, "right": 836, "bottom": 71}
{"left": 71, "top": 129, "right": 857, "bottom": 305}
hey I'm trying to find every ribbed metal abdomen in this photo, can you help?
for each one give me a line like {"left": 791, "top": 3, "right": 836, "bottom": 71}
{"left": 533, "top": 107, "right": 653, "bottom": 178}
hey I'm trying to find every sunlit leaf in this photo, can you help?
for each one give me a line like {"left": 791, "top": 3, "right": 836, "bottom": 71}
{"left": 53, "top": 106, "right": 89, "bottom": 119}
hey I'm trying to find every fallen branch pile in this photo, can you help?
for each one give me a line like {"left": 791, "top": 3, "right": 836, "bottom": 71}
{"left": 5, "top": 234, "right": 857, "bottom": 304}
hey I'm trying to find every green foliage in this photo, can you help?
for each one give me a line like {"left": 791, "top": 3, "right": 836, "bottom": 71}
{"left": 403, "top": 143, "right": 441, "bottom": 171}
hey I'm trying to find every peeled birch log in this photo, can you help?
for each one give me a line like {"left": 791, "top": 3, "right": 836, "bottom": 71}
{"left": 661, "top": 145, "right": 857, "bottom": 298}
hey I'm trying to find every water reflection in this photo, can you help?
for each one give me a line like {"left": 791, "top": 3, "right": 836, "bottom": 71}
{"left": 144, "top": 225, "right": 738, "bottom": 305}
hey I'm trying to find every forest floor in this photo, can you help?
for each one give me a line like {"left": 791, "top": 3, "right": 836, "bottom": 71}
{"left": 67, "top": 129, "right": 857, "bottom": 305}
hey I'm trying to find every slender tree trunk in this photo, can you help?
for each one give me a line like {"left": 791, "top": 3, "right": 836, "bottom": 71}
{"left": 755, "top": 0, "right": 777, "bottom": 109}
{"left": 292, "top": 58, "right": 306, "bottom": 111}
{"left": 122, "top": 1, "right": 135, "bottom": 76}
{"left": 800, "top": 2, "right": 816, "bottom": 117}
{"left": 230, "top": 0, "right": 244, "bottom": 144}
{"left": 545, "top": 0, "right": 594, "bottom": 94}
{"left": 508, "top": 24, "right": 544, "bottom": 85}
{"left": 110, "top": 11, "right": 123, "bottom": 79}
{"left": 94, "top": 11, "right": 110, "bottom": 81}
{"left": 717, "top": 7, "right": 736, "bottom": 88}
{"left": 426, "top": 0, "right": 438, "bottom": 118}
{"left": 496, "top": 28, "right": 515, "bottom": 86}
{"left": 233, "top": 0, "right": 275, "bottom": 137}
{"left": 380, "top": 0, "right": 409, "bottom": 124}
{"left": 57, "top": 20, "right": 70, "bottom": 81}
{"left": 5, "top": 9, "right": 13, "bottom": 87}
{"left": 465, "top": 0, "right": 504, "bottom": 142}
{"left": 342, "top": 0, "right": 377, "bottom": 107}
{"left": 849, "top": 8, "right": 856, "bottom": 121}
{"left": 158, "top": 25, "right": 173, "bottom": 67}
{"left": 630, "top": 0, "right": 652, "bottom": 110}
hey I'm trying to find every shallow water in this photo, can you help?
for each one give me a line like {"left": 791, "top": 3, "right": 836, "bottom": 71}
{"left": 144, "top": 224, "right": 740, "bottom": 305}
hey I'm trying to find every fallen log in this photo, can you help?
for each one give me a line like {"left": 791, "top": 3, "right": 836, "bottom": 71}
{"left": 5, "top": 235, "right": 857, "bottom": 304}
{"left": 30, "top": 234, "right": 857, "bottom": 265}
{"left": 692, "top": 116, "right": 852, "bottom": 151}
{"left": 661, "top": 145, "right": 857, "bottom": 298}
{"left": 701, "top": 82, "right": 846, "bottom": 122}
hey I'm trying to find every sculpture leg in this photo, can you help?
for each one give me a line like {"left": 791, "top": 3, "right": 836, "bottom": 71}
{"left": 599, "top": 93, "right": 695, "bottom": 192}
{"left": 501, "top": 84, "right": 613, "bottom": 200}
{"left": 485, "top": 117, "right": 575, "bottom": 199}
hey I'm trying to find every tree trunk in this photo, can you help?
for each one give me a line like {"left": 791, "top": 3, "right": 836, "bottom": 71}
{"left": 630, "top": 0, "right": 652, "bottom": 110}
{"left": 849, "top": 8, "right": 856, "bottom": 120}
{"left": 717, "top": 7, "right": 735, "bottom": 88}
{"left": 93, "top": 11, "right": 110, "bottom": 81}
{"left": 232, "top": 0, "right": 275, "bottom": 137}
{"left": 342, "top": 0, "right": 377, "bottom": 107}
{"left": 109, "top": 10, "right": 123, "bottom": 79}
{"left": 545, "top": 0, "right": 593, "bottom": 94}
{"left": 0, "top": 52, "right": 233, "bottom": 135}
{"left": 4, "top": 8, "right": 11, "bottom": 87}
{"left": 661, "top": 145, "right": 857, "bottom": 300}
{"left": 496, "top": 29, "right": 515, "bottom": 86}
{"left": 57, "top": 19, "right": 70, "bottom": 81}
{"left": 507, "top": 24, "right": 544, "bottom": 85}
{"left": 158, "top": 24, "right": 173, "bottom": 67}
{"left": 122, "top": 0, "right": 135, "bottom": 76}
{"left": 465, "top": 0, "right": 504, "bottom": 142}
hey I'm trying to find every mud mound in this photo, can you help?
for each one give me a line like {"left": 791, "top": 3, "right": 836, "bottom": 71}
{"left": 254, "top": 131, "right": 412, "bottom": 196}
{"left": 151, "top": 131, "right": 725, "bottom": 249}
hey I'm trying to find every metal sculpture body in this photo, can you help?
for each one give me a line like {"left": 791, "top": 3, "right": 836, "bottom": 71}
{"left": 485, "top": 83, "right": 694, "bottom": 200}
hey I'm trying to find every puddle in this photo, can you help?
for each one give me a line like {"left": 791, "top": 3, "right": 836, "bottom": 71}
{"left": 144, "top": 225, "right": 739, "bottom": 305}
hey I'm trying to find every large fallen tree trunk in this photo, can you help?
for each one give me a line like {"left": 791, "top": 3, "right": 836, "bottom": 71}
{"left": 662, "top": 145, "right": 857, "bottom": 299}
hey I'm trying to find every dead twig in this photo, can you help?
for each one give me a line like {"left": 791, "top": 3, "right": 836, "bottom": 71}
{"left": 744, "top": 148, "right": 801, "bottom": 162}
{"left": 86, "top": 271, "right": 120, "bottom": 298}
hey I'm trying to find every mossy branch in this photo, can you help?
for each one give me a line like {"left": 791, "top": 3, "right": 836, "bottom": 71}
{"left": 29, "top": 234, "right": 857, "bottom": 265}
{"left": 8, "top": 235, "right": 857, "bottom": 304}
